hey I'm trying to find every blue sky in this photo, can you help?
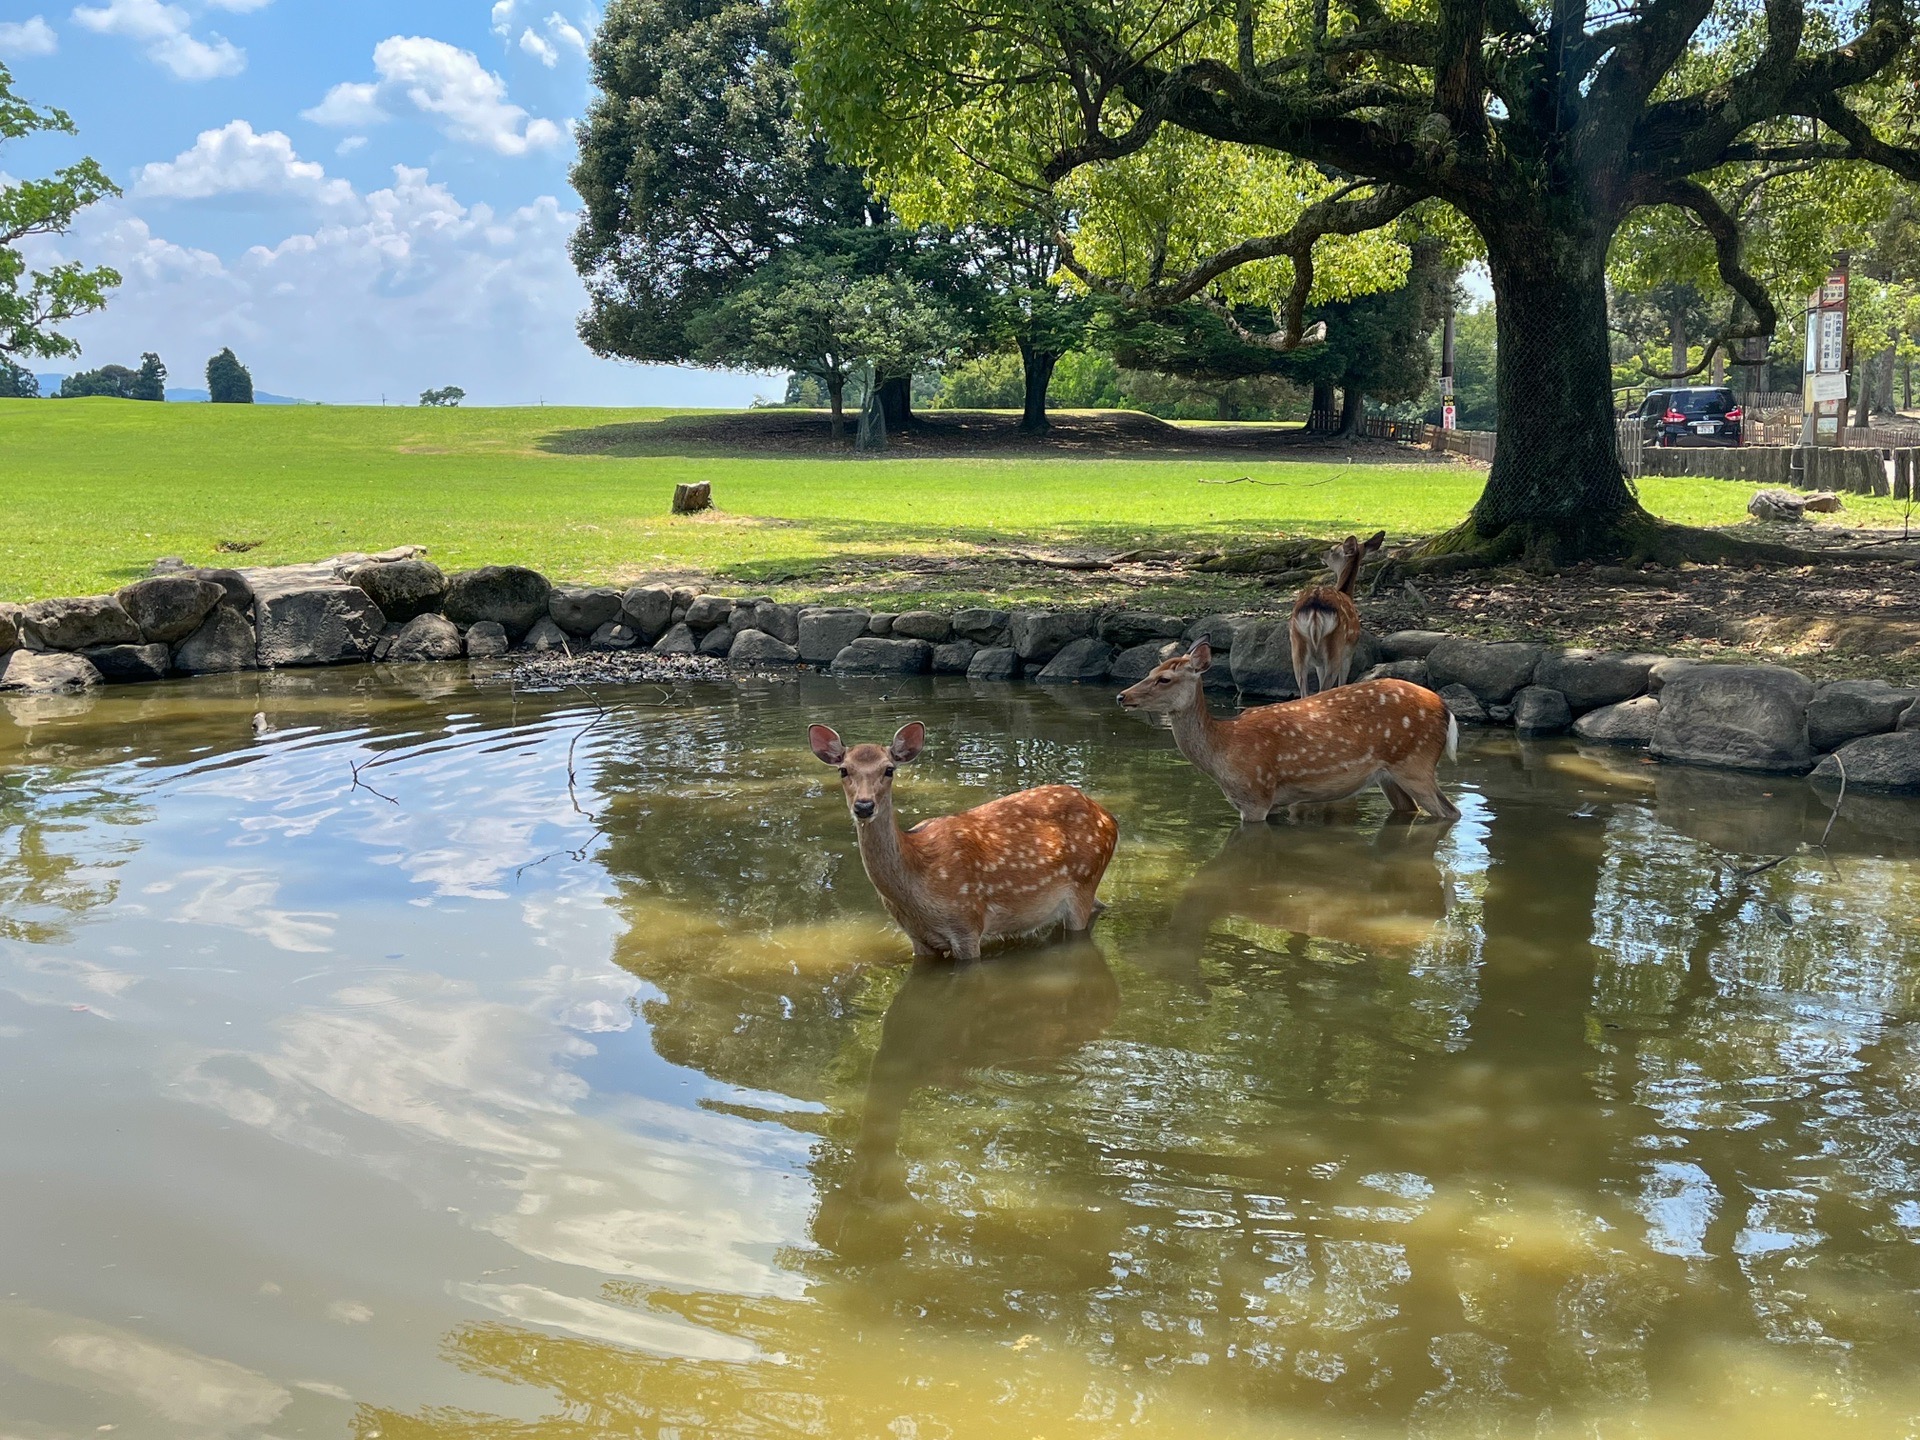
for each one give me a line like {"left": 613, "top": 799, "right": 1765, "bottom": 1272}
{"left": 0, "top": 1, "right": 770, "bottom": 405}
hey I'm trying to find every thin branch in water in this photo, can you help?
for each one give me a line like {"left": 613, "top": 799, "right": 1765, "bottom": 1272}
{"left": 348, "top": 757, "right": 399, "bottom": 806}
{"left": 1817, "top": 750, "right": 1847, "bottom": 850}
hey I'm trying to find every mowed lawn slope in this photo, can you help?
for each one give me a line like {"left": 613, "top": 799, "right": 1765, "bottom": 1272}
{"left": 1, "top": 400, "right": 1877, "bottom": 606}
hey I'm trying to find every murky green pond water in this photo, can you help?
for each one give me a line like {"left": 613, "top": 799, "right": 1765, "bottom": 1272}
{"left": 3, "top": 669, "right": 1920, "bottom": 1438}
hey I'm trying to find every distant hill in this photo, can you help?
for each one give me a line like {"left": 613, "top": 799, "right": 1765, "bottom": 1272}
{"left": 30, "top": 374, "right": 310, "bottom": 404}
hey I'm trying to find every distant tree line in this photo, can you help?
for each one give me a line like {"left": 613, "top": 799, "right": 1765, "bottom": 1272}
{"left": 0, "top": 347, "right": 259, "bottom": 402}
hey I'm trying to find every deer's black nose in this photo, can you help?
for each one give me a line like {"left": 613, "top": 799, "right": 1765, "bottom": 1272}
{"left": 852, "top": 799, "right": 876, "bottom": 819}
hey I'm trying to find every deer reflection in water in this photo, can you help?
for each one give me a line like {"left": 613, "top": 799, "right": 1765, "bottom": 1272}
{"left": 1157, "top": 818, "right": 1451, "bottom": 980}
{"left": 818, "top": 938, "right": 1119, "bottom": 1246}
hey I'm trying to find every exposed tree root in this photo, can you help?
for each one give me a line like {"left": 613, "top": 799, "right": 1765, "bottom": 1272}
{"left": 1385, "top": 505, "right": 1828, "bottom": 579}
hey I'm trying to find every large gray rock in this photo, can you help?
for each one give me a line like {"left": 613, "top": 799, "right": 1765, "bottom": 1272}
{"left": 1651, "top": 664, "right": 1815, "bottom": 773}
{"left": 1646, "top": 657, "right": 1697, "bottom": 694}
{"left": 22, "top": 594, "right": 141, "bottom": 651}
{"left": 83, "top": 643, "right": 170, "bottom": 683}
{"left": 1811, "top": 731, "right": 1920, "bottom": 792}
{"left": 1438, "top": 683, "right": 1489, "bottom": 725}
{"left": 549, "top": 586, "right": 622, "bottom": 636}
{"left": 0, "top": 650, "right": 101, "bottom": 693}
{"left": 1227, "top": 621, "right": 1301, "bottom": 699}
{"left": 866, "top": 612, "right": 898, "bottom": 636}
{"left": 697, "top": 624, "right": 736, "bottom": 657}
{"left": 1573, "top": 695, "right": 1660, "bottom": 745}
{"left": 1098, "top": 611, "right": 1184, "bottom": 648}
{"left": 589, "top": 621, "right": 639, "bottom": 652}
{"left": 521, "top": 616, "right": 573, "bottom": 653}
{"left": 967, "top": 646, "right": 1020, "bottom": 681}
{"left": 1009, "top": 611, "right": 1092, "bottom": 663}
{"left": 1111, "top": 640, "right": 1182, "bottom": 683}
{"left": 890, "top": 610, "right": 952, "bottom": 643}
{"left": 197, "top": 567, "right": 254, "bottom": 611}
{"left": 387, "top": 613, "right": 464, "bottom": 662}
{"left": 116, "top": 576, "right": 224, "bottom": 644}
{"left": 733, "top": 599, "right": 794, "bottom": 645}
{"left": 728, "top": 628, "right": 800, "bottom": 664}
{"left": 951, "top": 608, "right": 1010, "bottom": 644}
{"left": 465, "top": 621, "right": 510, "bottom": 659}
{"left": 255, "top": 582, "right": 385, "bottom": 667}
{"left": 1513, "top": 685, "right": 1572, "bottom": 736}
{"left": 1184, "top": 614, "right": 1244, "bottom": 652}
{"left": 1037, "top": 638, "right": 1116, "bottom": 684}
{"left": 1805, "top": 678, "right": 1918, "bottom": 752}
{"left": 619, "top": 584, "right": 674, "bottom": 642}
{"left": 1379, "top": 630, "right": 1451, "bottom": 661}
{"left": 1360, "top": 658, "right": 1432, "bottom": 688}
{"left": 831, "top": 637, "right": 933, "bottom": 675}
{"left": 798, "top": 608, "right": 870, "bottom": 664}
{"left": 652, "top": 622, "right": 699, "bottom": 656}
{"left": 443, "top": 566, "right": 551, "bottom": 640}
{"left": 0, "top": 603, "right": 18, "bottom": 654}
{"left": 171, "top": 606, "right": 258, "bottom": 674}
{"left": 684, "top": 594, "right": 734, "bottom": 633}
{"left": 1534, "top": 650, "right": 1653, "bottom": 713}
{"left": 342, "top": 559, "right": 447, "bottom": 623}
{"left": 1426, "top": 639, "right": 1548, "bottom": 705}
{"left": 1901, "top": 700, "right": 1920, "bottom": 732}
{"left": 932, "top": 639, "right": 978, "bottom": 675}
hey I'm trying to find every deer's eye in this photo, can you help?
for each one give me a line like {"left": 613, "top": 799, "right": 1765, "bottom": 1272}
{"left": 838, "top": 768, "right": 849, "bottom": 778}
{"left": 1156, "top": 675, "right": 1171, "bottom": 684}
{"left": 883, "top": 766, "right": 895, "bottom": 777}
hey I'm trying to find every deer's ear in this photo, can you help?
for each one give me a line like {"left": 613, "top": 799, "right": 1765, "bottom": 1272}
{"left": 1363, "top": 529, "right": 1386, "bottom": 553}
{"left": 1186, "top": 640, "right": 1213, "bottom": 673}
{"left": 889, "top": 721, "right": 926, "bottom": 764}
{"left": 808, "top": 725, "right": 846, "bottom": 765}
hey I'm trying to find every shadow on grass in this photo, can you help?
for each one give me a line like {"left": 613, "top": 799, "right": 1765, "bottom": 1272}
{"left": 535, "top": 408, "right": 1450, "bottom": 463}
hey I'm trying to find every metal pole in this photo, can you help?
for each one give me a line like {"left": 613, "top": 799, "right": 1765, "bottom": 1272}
{"left": 1440, "top": 294, "right": 1456, "bottom": 430}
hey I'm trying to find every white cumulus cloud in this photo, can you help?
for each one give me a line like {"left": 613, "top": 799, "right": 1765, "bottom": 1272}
{"left": 68, "top": 0, "right": 244, "bottom": 79}
{"left": 545, "top": 12, "right": 586, "bottom": 54}
{"left": 0, "top": 15, "right": 59, "bottom": 56}
{"left": 518, "top": 27, "right": 556, "bottom": 66}
{"left": 134, "top": 120, "right": 356, "bottom": 207}
{"left": 303, "top": 36, "right": 562, "bottom": 156}
{"left": 23, "top": 161, "right": 763, "bottom": 406}
{"left": 490, "top": 0, "right": 514, "bottom": 36}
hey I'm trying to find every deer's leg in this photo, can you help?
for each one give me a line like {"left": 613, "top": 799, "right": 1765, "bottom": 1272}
{"left": 1379, "top": 775, "right": 1419, "bottom": 813}
{"left": 1392, "top": 764, "right": 1460, "bottom": 821}
{"left": 948, "top": 931, "right": 983, "bottom": 963}
{"left": 1290, "top": 628, "right": 1312, "bottom": 699}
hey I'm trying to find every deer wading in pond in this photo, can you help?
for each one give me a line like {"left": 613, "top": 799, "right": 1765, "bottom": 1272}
{"left": 1289, "top": 530, "right": 1384, "bottom": 696}
{"left": 808, "top": 721, "right": 1119, "bottom": 961}
{"left": 1116, "top": 643, "right": 1459, "bottom": 823}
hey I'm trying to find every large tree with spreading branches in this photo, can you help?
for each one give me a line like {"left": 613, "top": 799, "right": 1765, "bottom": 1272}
{"left": 793, "top": 0, "right": 1920, "bottom": 564}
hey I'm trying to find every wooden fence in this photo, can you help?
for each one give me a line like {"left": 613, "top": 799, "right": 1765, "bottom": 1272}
{"left": 1638, "top": 444, "right": 1917, "bottom": 497}
{"left": 1306, "top": 411, "right": 1429, "bottom": 442}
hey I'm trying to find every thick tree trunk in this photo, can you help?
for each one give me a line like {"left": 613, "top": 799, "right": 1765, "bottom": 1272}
{"left": 1854, "top": 352, "right": 1873, "bottom": 428}
{"left": 1670, "top": 300, "right": 1687, "bottom": 377}
{"left": 1873, "top": 344, "right": 1896, "bottom": 415}
{"left": 1311, "top": 381, "right": 1336, "bottom": 430}
{"left": 827, "top": 375, "right": 846, "bottom": 440}
{"left": 1337, "top": 384, "right": 1364, "bottom": 436}
{"left": 1016, "top": 341, "right": 1058, "bottom": 433}
{"left": 1459, "top": 216, "right": 1641, "bottom": 563}
{"left": 877, "top": 375, "right": 913, "bottom": 430}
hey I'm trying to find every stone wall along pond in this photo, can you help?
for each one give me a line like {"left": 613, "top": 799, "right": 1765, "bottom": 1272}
{"left": 3, "top": 549, "right": 1917, "bottom": 792}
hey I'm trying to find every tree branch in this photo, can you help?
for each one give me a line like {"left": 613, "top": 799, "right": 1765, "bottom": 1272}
{"left": 1637, "top": 178, "right": 1779, "bottom": 379}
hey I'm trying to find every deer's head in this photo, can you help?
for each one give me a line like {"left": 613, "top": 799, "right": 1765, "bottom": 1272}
{"left": 1116, "top": 642, "right": 1212, "bottom": 714}
{"left": 1327, "top": 531, "right": 1386, "bottom": 592}
{"left": 809, "top": 721, "right": 925, "bottom": 824}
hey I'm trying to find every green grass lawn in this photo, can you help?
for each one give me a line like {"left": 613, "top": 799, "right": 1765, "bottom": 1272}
{"left": 3, "top": 399, "right": 1900, "bottom": 607}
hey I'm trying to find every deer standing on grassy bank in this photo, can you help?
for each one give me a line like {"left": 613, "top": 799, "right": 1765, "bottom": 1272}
{"left": 1117, "top": 643, "right": 1459, "bottom": 822}
{"left": 808, "top": 722, "right": 1119, "bottom": 961}
{"left": 1289, "top": 530, "right": 1384, "bottom": 696}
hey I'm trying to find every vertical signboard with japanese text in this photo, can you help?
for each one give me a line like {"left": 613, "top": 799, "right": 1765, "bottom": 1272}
{"left": 1803, "top": 266, "right": 1849, "bottom": 444}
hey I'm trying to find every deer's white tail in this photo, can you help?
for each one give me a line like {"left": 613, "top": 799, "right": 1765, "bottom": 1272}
{"left": 1292, "top": 607, "right": 1340, "bottom": 645}
{"left": 1445, "top": 712, "right": 1458, "bottom": 763}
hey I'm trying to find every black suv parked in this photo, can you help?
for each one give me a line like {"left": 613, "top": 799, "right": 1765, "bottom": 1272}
{"left": 1635, "top": 386, "right": 1743, "bottom": 446}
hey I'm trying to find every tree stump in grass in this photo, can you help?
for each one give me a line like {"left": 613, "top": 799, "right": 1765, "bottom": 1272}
{"left": 673, "top": 482, "right": 712, "bottom": 514}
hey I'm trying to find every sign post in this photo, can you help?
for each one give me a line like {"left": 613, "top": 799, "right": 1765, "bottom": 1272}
{"left": 1802, "top": 262, "right": 1849, "bottom": 445}
{"left": 1439, "top": 298, "right": 1456, "bottom": 430}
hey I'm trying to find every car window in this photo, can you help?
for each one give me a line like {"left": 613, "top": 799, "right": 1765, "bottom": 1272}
{"left": 1644, "top": 393, "right": 1668, "bottom": 415}
{"left": 1676, "top": 389, "right": 1735, "bottom": 414}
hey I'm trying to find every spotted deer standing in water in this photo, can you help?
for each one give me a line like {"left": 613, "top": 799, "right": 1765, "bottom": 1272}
{"left": 1289, "top": 530, "right": 1384, "bottom": 695}
{"left": 1116, "top": 642, "right": 1459, "bottom": 822}
{"left": 807, "top": 722, "right": 1119, "bottom": 961}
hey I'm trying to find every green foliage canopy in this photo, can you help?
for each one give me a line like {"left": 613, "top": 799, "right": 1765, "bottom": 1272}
{"left": 0, "top": 63, "right": 120, "bottom": 363}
